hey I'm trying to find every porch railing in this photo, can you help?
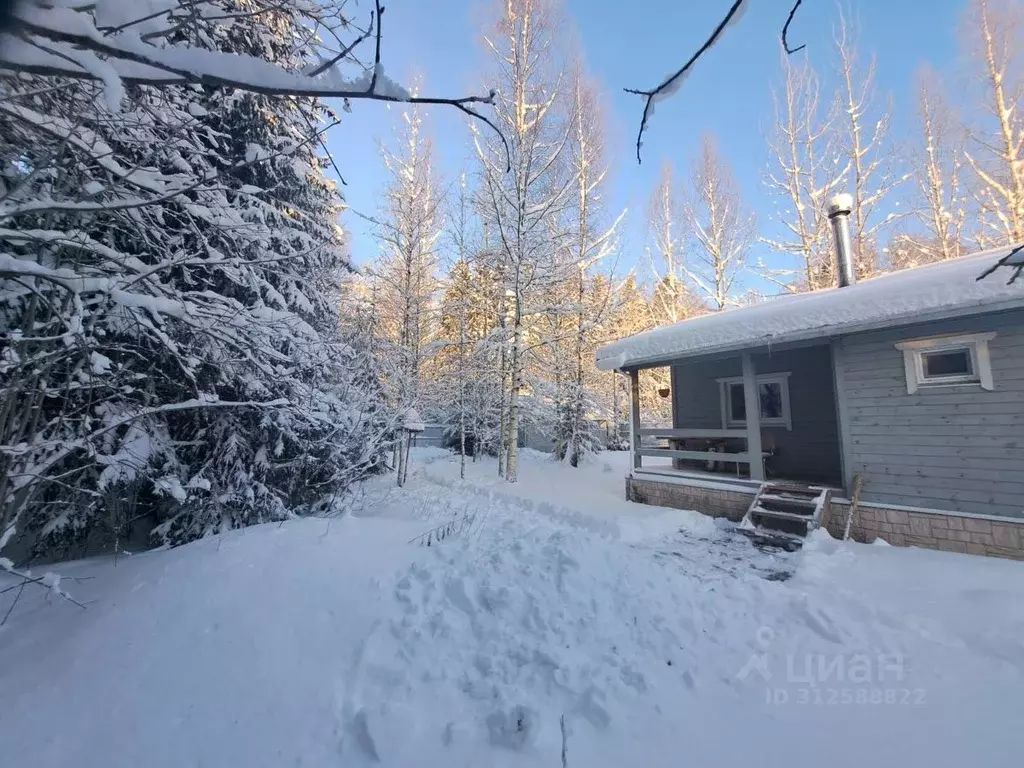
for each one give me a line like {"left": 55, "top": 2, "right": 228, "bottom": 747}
{"left": 626, "top": 355, "right": 765, "bottom": 481}
{"left": 634, "top": 428, "right": 762, "bottom": 475}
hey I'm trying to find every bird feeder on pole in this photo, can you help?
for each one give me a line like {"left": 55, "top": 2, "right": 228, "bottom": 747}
{"left": 397, "top": 409, "right": 426, "bottom": 487}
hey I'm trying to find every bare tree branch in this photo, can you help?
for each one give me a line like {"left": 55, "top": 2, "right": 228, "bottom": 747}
{"left": 306, "top": 7, "right": 375, "bottom": 79}
{"left": 0, "top": 562, "right": 87, "bottom": 626}
{"left": 782, "top": 0, "right": 807, "bottom": 54}
{"left": 976, "top": 244, "right": 1024, "bottom": 282}
{"left": 369, "top": 0, "right": 384, "bottom": 93}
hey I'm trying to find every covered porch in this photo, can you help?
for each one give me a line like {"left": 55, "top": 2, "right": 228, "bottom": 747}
{"left": 626, "top": 342, "right": 845, "bottom": 494}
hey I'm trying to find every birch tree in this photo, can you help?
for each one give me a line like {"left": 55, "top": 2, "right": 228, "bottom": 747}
{"left": 433, "top": 174, "right": 503, "bottom": 474}
{"left": 763, "top": 50, "right": 847, "bottom": 292}
{"left": 962, "top": 0, "right": 1024, "bottom": 247}
{"left": 641, "top": 163, "right": 702, "bottom": 425}
{"left": 448, "top": 176, "right": 472, "bottom": 478}
{"left": 604, "top": 275, "right": 649, "bottom": 433}
{"left": 833, "top": 12, "right": 904, "bottom": 278}
{"left": 683, "top": 135, "right": 755, "bottom": 310}
{"left": 369, "top": 103, "right": 443, "bottom": 411}
{"left": 473, "top": 0, "right": 573, "bottom": 482}
{"left": 647, "top": 162, "right": 704, "bottom": 322}
{"left": 895, "top": 69, "right": 969, "bottom": 269}
{"left": 553, "top": 69, "right": 622, "bottom": 466}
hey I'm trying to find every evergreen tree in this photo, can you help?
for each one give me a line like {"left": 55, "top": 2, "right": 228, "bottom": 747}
{"left": 1, "top": 2, "right": 388, "bottom": 554}
{"left": 435, "top": 258, "right": 503, "bottom": 457}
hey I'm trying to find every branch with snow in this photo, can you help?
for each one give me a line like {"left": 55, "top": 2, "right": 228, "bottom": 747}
{"left": 626, "top": 0, "right": 814, "bottom": 162}
{"left": 624, "top": 0, "right": 747, "bottom": 164}
{"left": 0, "top": 558, "right": 86, "bottom": 626}
{"left": 0, "top": 7, "right": 398, "bottom": 552}
{"left": 4, "top": 0, "right": 508, "bottom": 167}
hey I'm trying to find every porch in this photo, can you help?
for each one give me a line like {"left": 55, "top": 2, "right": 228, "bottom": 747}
{"left": 627, "top": 343, "right": 845, "bottom": 493}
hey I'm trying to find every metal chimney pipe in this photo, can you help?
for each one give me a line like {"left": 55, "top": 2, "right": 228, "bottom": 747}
{"left": 827, "top": 192, "right": 856, "bottom": 288}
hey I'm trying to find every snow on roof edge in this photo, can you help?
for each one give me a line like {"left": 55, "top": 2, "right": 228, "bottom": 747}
{"left": 597, "top": 247, "right": 1024, "bottom": 371}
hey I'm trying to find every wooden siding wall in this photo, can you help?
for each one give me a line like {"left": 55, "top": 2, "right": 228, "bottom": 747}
{"left": 671, "top": 345, "right": 842, "bottom": 484}
{"left": 836, "top": 310, "right": 1024, "bottom": 519}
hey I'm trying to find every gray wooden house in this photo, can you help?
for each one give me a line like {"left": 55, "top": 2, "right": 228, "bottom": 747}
{"left": 597, "top": 202, "right": 1024, "bottom": 559}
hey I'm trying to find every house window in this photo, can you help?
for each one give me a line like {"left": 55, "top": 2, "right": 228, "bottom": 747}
{"left": 922, "top": 348, "right": 972, "bottom": 378}
{"left": 718, "top": 373, "right": 792, "bottom": 430}
{"left": 895, "top": 333, "right": 996, "bottom": 394}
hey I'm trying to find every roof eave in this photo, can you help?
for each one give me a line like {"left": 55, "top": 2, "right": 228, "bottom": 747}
{"left": 596, "top": 298, "right": 1024, "bottom": 372}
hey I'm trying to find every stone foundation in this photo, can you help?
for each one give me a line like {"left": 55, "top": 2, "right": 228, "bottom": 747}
{"left": 822, "top": 500, "right": 1024, "bottom": 560}
{"left": 626, "top": 474, "right": 1024, "bottom": 561}
{"left": 626, "top": 476, "right": 752, "bottom": 520}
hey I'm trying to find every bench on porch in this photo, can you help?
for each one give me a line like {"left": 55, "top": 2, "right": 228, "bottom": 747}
{"left": 637, "top": 428, "right": 777, "bottom": 479}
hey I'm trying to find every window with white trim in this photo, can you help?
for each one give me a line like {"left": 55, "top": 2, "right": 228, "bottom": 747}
{"left": 718, "top": 373, "right": 792, "bottom": 430}
{"left": 894, "top": 332, "right": 996, "bottom": 394}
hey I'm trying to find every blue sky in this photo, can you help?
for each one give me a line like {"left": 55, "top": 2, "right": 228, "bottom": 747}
{"left": 325, "top": 0, "right": 968, "bottom": 285}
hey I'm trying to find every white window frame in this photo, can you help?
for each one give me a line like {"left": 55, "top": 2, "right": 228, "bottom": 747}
{"left": 894, "top": 332, "right": 996, "bottom": 394}
{"left": 717, "top": 372, "right": 792, "bottom": 431}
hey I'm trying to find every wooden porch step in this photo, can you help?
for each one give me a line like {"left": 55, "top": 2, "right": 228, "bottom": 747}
{"left": 749, "top": 507, "right": 817, "bottom": 524}
{"left": 762, "top": 484, "right": 822, "bottom": 495}
{"left": 740, "top": 482, "right": 832, "bottom": 540}
{"left": 758, "top": 493, "right": 819, "bottom": 507}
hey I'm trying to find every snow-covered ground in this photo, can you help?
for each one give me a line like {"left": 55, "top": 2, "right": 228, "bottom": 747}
{"left": 2, "top": 449, "right": 1023, "bottom": 767}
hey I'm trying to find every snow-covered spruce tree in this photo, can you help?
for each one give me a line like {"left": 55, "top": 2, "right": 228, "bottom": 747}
{"left": 0, "top": 73, "right": 243, "bottom": 555}
{"left": 0, "top": 3, "right": 388, "bottom": 555}
{"left": 435, "top": 257, "right": 504, "bottom": 460}
{"left": 146, "top": 3, "right": 390, "bottom": 543}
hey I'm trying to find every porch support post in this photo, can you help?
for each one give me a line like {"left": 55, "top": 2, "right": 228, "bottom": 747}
{"left": 628, "top": 369, "right": 641, "bottom": 470}
{"left": 741, "top": 353, "right": 764, "bottom": 481}
{"left": 831, "top": 340, "right": 855, "bottom": 494}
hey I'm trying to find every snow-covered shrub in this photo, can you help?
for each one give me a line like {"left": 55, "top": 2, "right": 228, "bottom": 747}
{"left": 552, "top": 380, "right": 606, "bottom": 466}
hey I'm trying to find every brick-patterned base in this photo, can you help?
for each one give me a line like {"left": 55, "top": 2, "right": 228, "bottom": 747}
{"left": 822, "top": 501, "right": 1024, "bottom": 560}
{"left": 626, "top": 475, "right": 1024, "bottom": 561}
{"left": 626, "top": 476, "right": 751, "bottom": 520}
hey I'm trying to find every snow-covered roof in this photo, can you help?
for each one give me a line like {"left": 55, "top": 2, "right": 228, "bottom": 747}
{"left": 597, "top": 246, "right": 1024, "bottom": 370}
